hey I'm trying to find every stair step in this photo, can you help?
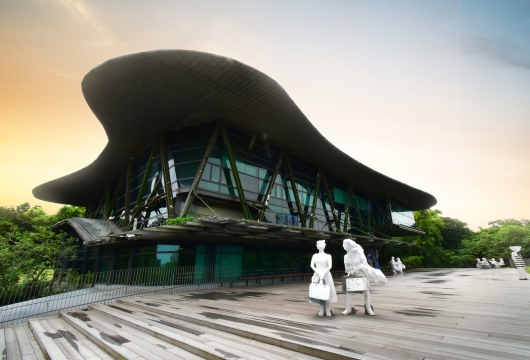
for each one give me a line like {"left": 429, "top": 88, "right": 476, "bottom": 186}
{"left": 90, "top": 302, "right": 319, "bottom": 360}
{"left": 2, "top": 323, "right": 46, "bottom": 360}
{"left": 29, "top": 316, "right": 112, "bottom": 360}
{"left": 62, "top": 309, "right": 202, "bottom": 360}
{"left": 118, "top": 297, "right": 364, "bottom": 360}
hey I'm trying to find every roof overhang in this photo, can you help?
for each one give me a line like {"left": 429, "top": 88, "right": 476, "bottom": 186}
{"left": 58, "top": 216, "right": 416, "bottom": 248}
{"left": 33, "top": 50, "right": 436, "bottom": 211}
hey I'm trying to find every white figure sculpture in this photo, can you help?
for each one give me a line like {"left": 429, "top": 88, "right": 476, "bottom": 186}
{"left": 342, "top": 239, "right": 387, "bottom": 316}
{"left": 309, "top": 240, "right": 338, "bottom": 316}
{"left": 498, "top": 258, "right": 505, "bottom": 268}
{"left": 396, "top": 257, "right": 406, "bottom": 271}
{"left": 476, "top": 258, "right": 482, "bottom": 269}
{"left": 489, "top": 258, "right": 497, "bottom": 269}
{"left": 481, "top": 257, "right": 491, "bottom": 269}
{"left": 510, "top": 246, "right": 528, "bottom": 280}
{"left": 390, "top": 256, "right": 402, "bottom": 275}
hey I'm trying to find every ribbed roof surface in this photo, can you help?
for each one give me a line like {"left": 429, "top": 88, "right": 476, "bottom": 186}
{"left": 33, "top": 50, "right": 436, "bottom": 210}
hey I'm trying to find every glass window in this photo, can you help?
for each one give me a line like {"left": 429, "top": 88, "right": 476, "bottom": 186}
{"left": 99, "top": 258, "right": 112, "bottom": 272}
{"left": 87, "top": 248, "right": 98, "bottom": 259}
{"left": 157, "top": 244, "right": 180, "bottom": 252}
{"left": 177, "top": 162, "right": 199, "bottom": 179}
{"left": 211, "top": 165, "right": 220, "bottom": 182}
{"left": 199, "top": 181, "right": 220, "bottom": 193}
{"left": 136, "top": 245, "right": 157, "bottom": 254}
{"left": 203, "top": 163, "right": 211, "bottom": 180}
{"left": 114, "top": 256, "right": 130, "bottom": 271}
{"left": 101, "top": 247, "right": 114, "bottom": 257}
{"left": 117, "top": 246, "right": 131, "bottom": 256}
{"left": 239, "top": 174, "right": 259, "bottom": 192}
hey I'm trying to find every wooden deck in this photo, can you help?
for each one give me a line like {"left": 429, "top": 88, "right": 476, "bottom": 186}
{"left": 1, "top": 267, "right": 529, "bottom": 359}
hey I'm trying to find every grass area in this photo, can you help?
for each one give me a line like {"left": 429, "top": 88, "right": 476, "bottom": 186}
{"left": 526, "top": 265, "right": 530, "bottom": 274}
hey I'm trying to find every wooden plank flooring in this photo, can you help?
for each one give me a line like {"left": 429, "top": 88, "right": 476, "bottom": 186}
{"left": 1, "top": 267, "right": 529, "bottom": 359}
{"left": 118, "top": 267, "right": 530, "bottom": 360}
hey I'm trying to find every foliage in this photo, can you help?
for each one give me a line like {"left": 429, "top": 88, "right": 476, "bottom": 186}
{"left": 526, "top": 265, "right": 530, "bottom": 274}
{"left": 401, "top": 256, "right": 423, "bottom": 267}
{"left": 0, "top": 203, "right": 85, "bottom": 290}
{"left": 403, "top": 209, "right": 449, "bottom": 267}
{"left": 164, "top": 216, "right": 196, "bottom": 225}
{"left": 450, "top": 219, "right": 530, "bottom": 267}
{"left": 440, "top": 217, "right": 473, "bottom": 250}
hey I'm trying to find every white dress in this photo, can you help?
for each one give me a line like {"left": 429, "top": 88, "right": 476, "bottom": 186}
{"left": 309, "top": 257, "right": 338, "bottom": 304}
{"left": 345, "top": 252, "right": 387, "bottom": 283}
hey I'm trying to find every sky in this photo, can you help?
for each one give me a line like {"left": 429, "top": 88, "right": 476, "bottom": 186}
{"left": 0, "top": 0, "right": 529, "bottom": 230}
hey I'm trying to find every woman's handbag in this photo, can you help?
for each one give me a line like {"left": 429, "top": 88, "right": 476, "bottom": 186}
{"left": 309, "top": 279, "right": 330, "bottom": 301}
{"left": 345, "top": 276, "right": 368, "bottom": 292}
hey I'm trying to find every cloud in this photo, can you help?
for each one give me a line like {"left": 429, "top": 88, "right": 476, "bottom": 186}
{"left": 58, "top": 0, "right": 115, "bottom": 47}
{"left": 55, "top": 74, "right": 82, "bottom": 79}
{"left": 462, "top": 34, "right": 530, "bottom": 70}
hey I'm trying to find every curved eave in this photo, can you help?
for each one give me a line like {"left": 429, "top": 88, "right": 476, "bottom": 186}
{"left": 33, "top": 49, "right": 436, "bottom": 210}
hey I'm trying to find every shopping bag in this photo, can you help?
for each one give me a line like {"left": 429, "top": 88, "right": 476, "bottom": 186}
{"left": 345, "top": 277, "right": 367, "bottom": 292}
{"left": 309, "top": 280, "right": 330, "bottom": 301}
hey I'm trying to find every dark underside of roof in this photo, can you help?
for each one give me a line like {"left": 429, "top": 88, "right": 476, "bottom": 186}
{"left": 56, "top": 216, "right": 416, "bottom": 249}
{"left": 33, "top": 49, "right": 436, "bottom": 210}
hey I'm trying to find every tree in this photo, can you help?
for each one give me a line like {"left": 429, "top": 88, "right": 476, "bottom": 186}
{"left": 0, "top": 203, "right": 84, "bottom": 289}
{"left": 451, "top": 219, "right": 530, "bottom": 267}
{"left": 441, "top": 217, "right": 473, "bottom": 250}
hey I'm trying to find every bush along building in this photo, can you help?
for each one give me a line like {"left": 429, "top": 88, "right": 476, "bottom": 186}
{"left": 33, "top": 50, "right": 436, "bottom": 280}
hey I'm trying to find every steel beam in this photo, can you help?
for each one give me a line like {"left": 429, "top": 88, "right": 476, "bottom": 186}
{"left": 308, "top": 172, "right": 321, "bottom": 229}
{"left": 105, "top": 170, "right": 125, "bottom": 219}
{"left": 319, "top": 171, "right": 341, "bottom": 232}
{"left": 258, "top": 150, "right": 284, "bottom": 222}
{"left": 284, "top": 153, "right": 306, "bottom": 227}
{"left": 343, "top": 185, "right": 353, "bottom": 233}
{"left": 136, "top": 141, "right": 159, "bottom": 208}
{"left": 220, "top": 123, "right": 251, "bottom": 220}
{"left": 180, "top": 121, "right": 222, "bottom": 217}
{"left": 386, "top": 193, "right": 394, "bottom": 226}
{"left": 351, "top": 188, "right": 364, "bottom": 229}
{"left": 159, "top": 134, "right": 176, "bottom": 218}
{"left": 104, "top": 186, "right": 110, "bottom": 218}
{"left": 124, "top": 159, "right": 132, "bottom": 227}
{"left": 371, "top": 196, "right": 392, "bottom": 226}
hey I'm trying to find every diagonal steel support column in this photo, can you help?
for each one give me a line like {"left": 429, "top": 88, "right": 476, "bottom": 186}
{"left": 105, "top": 170, "right": 125, "bottom": 219}
{"left": 128, "top": 141, "right": 160, "bottom": 226}
{"left": 220, "top": 123, "right": 251, "bottom": 220}
{"left": 124, "top": 159, "right": 132, "bottom": 227}
{"left": 159, "top": 134, "right": 176, "bottom": 219}
{"left": 180, "top": 122, "right": 222, "bottom": 217}
{"left": 308, "top": 172, "right": 321, "bottom": 228}
{"left": 386, "top": 193, "right": 394, "bottom": 227}
{"left": 371, "top": 196, "right": 392, "bottom": 226}
{"left": 320, "top": 170, "right": 341, "bottom": 232}
{"left": 258, "top": 150, "right": 284, "bottom": 222}
{"left": 343, "top": 185, "right": 353, "bottom": 233}
{"left": 351, "top": 189, "right": 365, "bottom": 231}
{"left": 284, "top": 153, "right": 306, "bottom": 227}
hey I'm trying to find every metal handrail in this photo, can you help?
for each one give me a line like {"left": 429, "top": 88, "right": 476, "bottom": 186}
{"left": 0, "top": 265, "right": 240, "bottom": 327}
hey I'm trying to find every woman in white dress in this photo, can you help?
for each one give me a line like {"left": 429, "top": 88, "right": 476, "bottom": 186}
{"left": 342, "top": 239, "right": 387, "bottom": 316}
{"left": 309, "top": 240, "right": 337, "bottom": 316}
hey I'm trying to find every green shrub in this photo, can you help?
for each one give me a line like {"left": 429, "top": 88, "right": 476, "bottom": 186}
{"left": 164, "top": 216, "right": 196, "bottom": 225}
{"left": 402, "top": 256, "right": 423, "bottom": 267}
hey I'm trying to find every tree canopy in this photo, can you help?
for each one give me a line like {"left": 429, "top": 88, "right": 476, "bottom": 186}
{"left": 0, "top": 203, "right": 85, "bottom": 289}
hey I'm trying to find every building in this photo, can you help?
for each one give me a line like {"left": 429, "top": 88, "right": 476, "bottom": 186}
{"left": 33, "top": 50, "right": 436, "bottom": 278}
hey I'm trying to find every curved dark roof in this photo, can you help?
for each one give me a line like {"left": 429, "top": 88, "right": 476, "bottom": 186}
{"left": 33, "top": 50, "right": 436, "bottom": 210}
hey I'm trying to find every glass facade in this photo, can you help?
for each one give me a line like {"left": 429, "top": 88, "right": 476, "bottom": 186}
{"left": 78, "top": 122, "right": 415, "bottom": 276}
{"left": 61, "top": 241, "right": 349, "bottom": 279}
